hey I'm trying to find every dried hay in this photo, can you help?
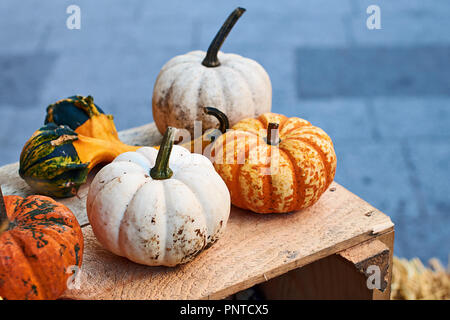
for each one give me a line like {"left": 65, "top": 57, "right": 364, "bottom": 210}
{"left": 391, "top": 256, "right": 450, "bottom": 300}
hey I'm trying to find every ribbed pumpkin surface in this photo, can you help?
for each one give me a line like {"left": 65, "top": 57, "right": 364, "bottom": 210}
{"left": 210, "top": 113, "right": 337, "bottom": 213}
{"left": 0, "top": 195, "right": 83, "bottom": 300}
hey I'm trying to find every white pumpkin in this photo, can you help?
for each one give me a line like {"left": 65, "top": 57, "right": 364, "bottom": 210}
{"left": 152, "top": 7, "right": 272, "bottom": 137}
{"left": 86, "top": 127, "right": 231, "bottom": 267}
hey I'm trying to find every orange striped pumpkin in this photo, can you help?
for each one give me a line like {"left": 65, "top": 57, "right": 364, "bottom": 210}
{"left": 209, "top": 113, "right": 336, "bottom": 213}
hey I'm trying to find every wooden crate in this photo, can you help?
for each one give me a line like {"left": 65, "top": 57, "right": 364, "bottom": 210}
{"left": 0, "top": 123, "right": 394, "bottom": 300}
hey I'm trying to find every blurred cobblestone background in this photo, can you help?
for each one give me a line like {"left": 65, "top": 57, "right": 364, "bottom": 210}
{"left": 0, "top": 0, "right": 448, "bottom": 262}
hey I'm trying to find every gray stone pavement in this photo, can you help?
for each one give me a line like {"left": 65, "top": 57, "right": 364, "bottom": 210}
{"left": 0, "top": 0, "right": 449, "bottom": 263}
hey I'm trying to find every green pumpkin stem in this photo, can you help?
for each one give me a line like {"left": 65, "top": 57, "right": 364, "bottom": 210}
{"left": 204, "top": 107, "right": 229, "bottom": 134}
{"left": 202, "top": 7, "right": 246, "bottom": 68}
{"left": 266, "top": 122, "right": 280, "bottom": 146}
{"left": 0, "top": 186, "right": 11, "bottom": 235}
{"left": 150, "top": 127, "right": 177, "bottom": 180}
{"left": 85, "top": 95, "right": 94, "bottom": 106}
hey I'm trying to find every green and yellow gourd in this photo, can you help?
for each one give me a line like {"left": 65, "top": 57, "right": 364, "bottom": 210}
{"left": 19, "top": 123, "right": 140, "bottom": 198}
{"left": 45, "top": 95, "right": 125, "bottom": 141}
{"left": 20, "top": 96, "right": 141, "bottom": 197}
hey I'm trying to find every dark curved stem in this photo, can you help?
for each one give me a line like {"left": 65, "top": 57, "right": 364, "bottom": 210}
{"left": 266, "top": 123, "right": 280, "bottom": 146}
{"left": 0, "top": 186, "right": 11, "bottom": 235}
{"left": 204, "top": 107, "right": 229, "bottom": 133}
{"left": 202, "top": 7, "right": 246, "bottom": 67}
{"left": 150, "top": 127, "right": 177, "bottom": 180}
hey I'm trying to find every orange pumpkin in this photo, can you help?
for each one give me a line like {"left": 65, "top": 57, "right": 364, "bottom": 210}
{"left": 209, "top": 113, "right": 336, "bottom": 213}
{"left": 0, "top": 186, "right": 84, "bottom": 300}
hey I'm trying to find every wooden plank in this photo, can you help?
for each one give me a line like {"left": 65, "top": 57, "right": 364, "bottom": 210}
{"left": 258, "top": 237, "right": 393, "bottom": 300}
{"left": 0, "top": 122, "right": 394, "bottom": 300}
{"left": 339, "top": 239, "right": 390, "bottom": 292}
{"left": 371, "top": 230, "right": 395, "bottom": 299}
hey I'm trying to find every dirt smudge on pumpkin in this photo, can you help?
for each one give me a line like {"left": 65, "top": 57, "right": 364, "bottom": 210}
{"left": 140, "top": 233, "right": 160, "bottom": 261}
{"left": 168, "top": 214, "right": 208, "bottom": 264}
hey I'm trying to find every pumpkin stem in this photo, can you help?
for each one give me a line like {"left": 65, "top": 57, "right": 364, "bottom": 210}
{"left": 76, "top": 95, "right": 96, "bottom": 116}
{"left": 0, "top": 186, "right": 11, "bottom": 235}
{"left": 150, "top": 127, "right": 177, "bottom": 180}
{"left": 85, "top": 95, "right": 94, "bottom": 106}
{"left": 266, "top": 122, "right": 280, "bottom": 146}
{"left": 202, "top": 7, "right": 246, "bottom": 68}
{"left": 204, "top": 107, "right": 229, "bottom": 134}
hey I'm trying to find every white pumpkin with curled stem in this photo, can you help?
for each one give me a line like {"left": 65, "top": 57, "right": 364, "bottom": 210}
{"left": 152, "top": 7, "right": 272, "bottom": 137}
{"left": 86, "top": 127, "right": 231, "bottom": 266}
